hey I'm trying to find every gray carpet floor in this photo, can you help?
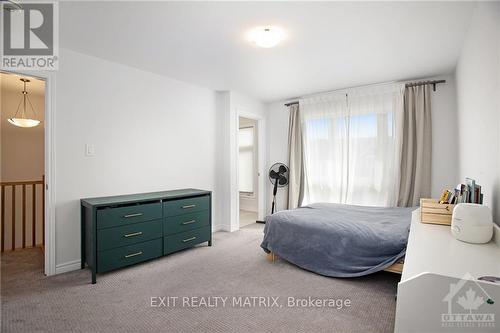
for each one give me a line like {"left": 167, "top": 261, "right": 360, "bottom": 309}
{"left": 1, "top": 223, "right": 399, "bottom": 333}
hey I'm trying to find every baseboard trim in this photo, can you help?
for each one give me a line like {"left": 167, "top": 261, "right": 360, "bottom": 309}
{"left": 213, "top": 224, "right": 234, "bottom": 232}
{"left": 55, "top": 259, "right": 81, "bottom": 274}
{"left": 229, "top": 225, "right": 239, "bottom": 232}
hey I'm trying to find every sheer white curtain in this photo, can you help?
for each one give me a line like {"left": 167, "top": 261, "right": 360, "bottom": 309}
{"left": 301, "top": 92, "right": 349, "bottom": 205}
{"left": 300, "top": 84, "right": 405, "bottom": 207}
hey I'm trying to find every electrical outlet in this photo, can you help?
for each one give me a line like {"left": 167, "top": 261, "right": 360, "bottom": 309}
{"left": 85, "top": 144, "right": 95, "bottom": 157}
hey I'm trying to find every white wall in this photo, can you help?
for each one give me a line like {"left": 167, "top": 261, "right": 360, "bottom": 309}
{"left": 52, "top": 48, "right": 221, "bottom": 268}
{"left": 455, "top": 2, "right": 500, "bottom": 224}
{"left": 265, "top": 102, "right": 290, "bottom": 213}
{"left": 265, "top": 74, "right": 459, "bottom": 213}
{"left": 429, "top": 74, "right": 459, "bottom": 197}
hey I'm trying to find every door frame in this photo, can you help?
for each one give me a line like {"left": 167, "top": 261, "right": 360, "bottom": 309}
{"left": 1, "top": 69, "right": 56, "bottom": 276}
{"left": 235, "top": 109, "right": 266, "bottom": 229}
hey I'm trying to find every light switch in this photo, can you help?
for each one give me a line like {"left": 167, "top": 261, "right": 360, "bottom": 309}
{"left": 85, "top": 144, "right": 95, "bottom": 157}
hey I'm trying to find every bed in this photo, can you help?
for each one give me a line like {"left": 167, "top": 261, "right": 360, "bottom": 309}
{"left": 260, "top": 203, "right": 415, "bottom": 277}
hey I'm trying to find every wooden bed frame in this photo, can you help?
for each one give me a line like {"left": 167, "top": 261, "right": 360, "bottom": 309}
{"left": 266, "top": 252, "right": 403, "bottom": 274}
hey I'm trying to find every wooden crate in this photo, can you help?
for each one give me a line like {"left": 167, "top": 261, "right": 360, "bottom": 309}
{"left": 420, "top": 198, "right": 455, "bottom": 226}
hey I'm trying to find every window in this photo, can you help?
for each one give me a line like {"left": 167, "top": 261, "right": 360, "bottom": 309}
{"left": 301, "top": 86, "right": 403, "bottom": 207}
{"left": 239, "top": 126, "right": 255, "bottom": 194}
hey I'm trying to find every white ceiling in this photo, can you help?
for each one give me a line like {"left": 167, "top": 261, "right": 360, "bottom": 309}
{"left": 60, "top": 1, "right": 476, "bottom": 102}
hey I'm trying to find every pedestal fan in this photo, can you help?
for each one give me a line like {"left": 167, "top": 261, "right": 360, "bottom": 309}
{"left": 269, "top": 162, "right": 289, "bottom": 214}
{"left": 256, "top": 163, "right": 289, "bottom": 223}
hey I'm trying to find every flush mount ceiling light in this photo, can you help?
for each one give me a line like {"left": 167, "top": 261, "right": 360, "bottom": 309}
{"left": 247, "top": 26, "right": 286, "bottom": 48}
{"left": 7, "top": 78, "right": 41, "bottom": 128}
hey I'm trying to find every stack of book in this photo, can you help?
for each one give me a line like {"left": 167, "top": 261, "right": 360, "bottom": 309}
{"left": 439, "top": 178, "right": 483, "bottom": 204}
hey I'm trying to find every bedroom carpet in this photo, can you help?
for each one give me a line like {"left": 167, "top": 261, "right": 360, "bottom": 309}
{"left": 1, "top": 224, "right": 400, "bottom": 333}
{"left": 239, "top": 210, "right": 258, "bottom": 227}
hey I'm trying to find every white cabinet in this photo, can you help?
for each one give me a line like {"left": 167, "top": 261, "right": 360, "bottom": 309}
{"left": 395, "top": 209, "right": 500, "bottom": 332}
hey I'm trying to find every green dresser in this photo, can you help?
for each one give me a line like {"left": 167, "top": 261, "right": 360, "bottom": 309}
{"left": 81, "top": 189, "right": 212, "bottom": 284}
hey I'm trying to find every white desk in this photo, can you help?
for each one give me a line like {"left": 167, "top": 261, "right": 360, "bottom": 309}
{"left": 395, "top": 209, "right": 500, "bottom": 332}
{"left": 402, "top": 209, "right": 500, "bottom": 282}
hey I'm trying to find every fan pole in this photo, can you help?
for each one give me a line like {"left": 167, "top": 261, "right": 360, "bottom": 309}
{"left": 271, "top": 179, "right": 279, "bottom": 214}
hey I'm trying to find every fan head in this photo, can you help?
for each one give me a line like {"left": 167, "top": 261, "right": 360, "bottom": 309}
{"left": 268, "top": 163, "right": 289, "bottom": 187}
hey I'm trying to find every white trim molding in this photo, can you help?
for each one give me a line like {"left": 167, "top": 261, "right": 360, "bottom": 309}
{"left": 236, "top": 109, "right": 267, "bottom": 225}
{"left": 212, "top": 224, "right": 235, "bottom": 232}
{"left": 44, "top": 71, "right": 56, "bottom": 276}
{"left": 55, "top": 259, "right": 81, "bottom": 275}
{"left": 212, "top": 224, "right": 225, "bottom": 232}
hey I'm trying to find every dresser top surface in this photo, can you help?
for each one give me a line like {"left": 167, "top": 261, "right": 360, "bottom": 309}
{"left": 402, "top": 209, "right": 500, "bottom": 282}
{"left": 81, "top": 188, "right": 211, "bottom": 207}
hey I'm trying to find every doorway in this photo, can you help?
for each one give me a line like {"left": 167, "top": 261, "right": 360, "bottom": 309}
{"left": 1, "top": 72, "right": 46, "bottom": 275}
{"left": 238, "top": 116, "right": 259, "bottom": 227}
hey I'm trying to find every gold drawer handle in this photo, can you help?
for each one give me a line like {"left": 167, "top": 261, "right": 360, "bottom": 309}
{"left": 445, "top": 206, "right": 450, "bottom": 211}
{"left": 123, "top": 213, "right": 143, "bottom": 218}
{"left": 124, "top": 251, "right": 143, "bottom": 258}
{"left": 182, "top": 236, "right": 196, "bottom": 243}
{"left": 182, "top": 204, "right": 196, "bottom": 209}
{"left": 182, "top": 220, "right": 196, "bottom": 225}
{"left": 124, "top": 231, "right": 143, "bottom": 238}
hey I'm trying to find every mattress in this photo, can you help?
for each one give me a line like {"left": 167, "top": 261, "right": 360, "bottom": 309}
{"left": 260, "top": 203, "right": 415, "bottom": 277}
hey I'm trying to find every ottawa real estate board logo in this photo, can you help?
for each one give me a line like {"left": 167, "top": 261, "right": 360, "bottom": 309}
{"left": 441, "top": 273, "right": 496, "bottom": 329}
{"left": 1, "top": 1, "right": 59, "bottom": 70}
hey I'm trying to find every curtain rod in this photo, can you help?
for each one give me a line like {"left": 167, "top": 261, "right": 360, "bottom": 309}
{"left": 284, "top": 79, "right": 446, "bottom": 107}
{"left": 406, "top": 79, "right": 446, "bottom": 90}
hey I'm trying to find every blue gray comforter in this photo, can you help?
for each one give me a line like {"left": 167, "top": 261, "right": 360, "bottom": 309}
{"left": 260, "top": 203, "right": 415, "bottom": 277}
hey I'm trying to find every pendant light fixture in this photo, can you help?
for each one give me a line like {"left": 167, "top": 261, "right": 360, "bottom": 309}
{"left": 7, "top": 78, "right": 41, "bottom": 128}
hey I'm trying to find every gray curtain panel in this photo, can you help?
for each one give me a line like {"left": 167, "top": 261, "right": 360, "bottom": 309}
{"left": 287, "top": 104, "right": 304, "bottom": 209}
{"left": 397, "top": 85, "right": 432, "bottom": 207}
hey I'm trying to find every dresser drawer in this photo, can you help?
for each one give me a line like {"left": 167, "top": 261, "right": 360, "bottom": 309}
{"left": 164, "top": 211, "right": 209, "bottom": 235}
{"left": 97, "top": 238, "right": 162, "bottom": 273}
{"left": 97, "top": 202, "right": 162, "bottom": 229}
{"left": 163, "top": 226, "right": 211, "bottom": 255}
{"left": 97, "top": 219, "right": 162, "bottom": 251}
{"left": 163, "top": 196, "right": 210, "bottom": 217}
